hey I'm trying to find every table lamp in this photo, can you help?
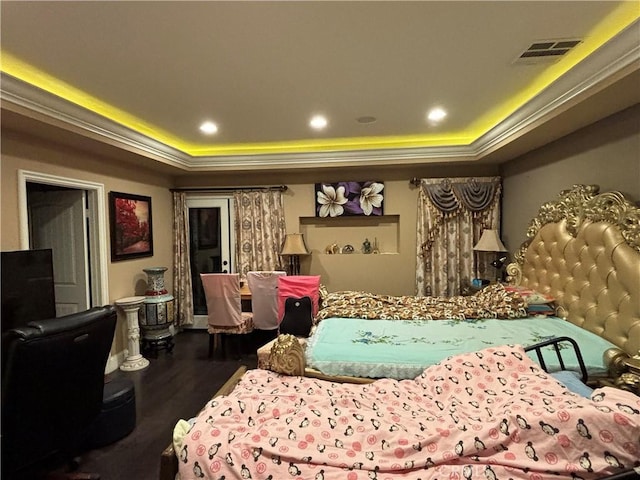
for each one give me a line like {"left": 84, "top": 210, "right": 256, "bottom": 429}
{"left": 473, "top": 229, "right": 507, "bottom": 282}
{"left": 281, "top": 233, "right": 310, "bottom": 275}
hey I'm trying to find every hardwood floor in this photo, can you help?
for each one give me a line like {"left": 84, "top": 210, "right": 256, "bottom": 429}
{"left": 72, "top": 330, "right": 260, "bottom": 480}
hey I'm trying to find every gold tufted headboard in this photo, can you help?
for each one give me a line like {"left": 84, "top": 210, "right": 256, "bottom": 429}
{"left": 506, "top": 185, "right": 640, "bottom": 356}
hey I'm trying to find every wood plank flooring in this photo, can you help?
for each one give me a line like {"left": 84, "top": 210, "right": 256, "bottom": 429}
{"left": 67, "top": 330, "right": 260, "bottom": 480}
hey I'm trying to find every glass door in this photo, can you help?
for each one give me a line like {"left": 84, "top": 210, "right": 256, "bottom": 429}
{"left": 186, "top": 196, "right": 234, "bottom": 325}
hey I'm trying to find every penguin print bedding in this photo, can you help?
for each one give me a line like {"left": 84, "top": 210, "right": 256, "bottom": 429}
{"left": 177, "top": 345, "right": 639, "bottom": 480}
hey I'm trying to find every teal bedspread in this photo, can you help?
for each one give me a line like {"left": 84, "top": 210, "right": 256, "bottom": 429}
{"left": 305, "top": 316, "right": 616, "bottom": 379}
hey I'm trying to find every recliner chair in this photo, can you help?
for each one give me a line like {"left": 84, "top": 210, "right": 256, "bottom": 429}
{"left": 1, "top": 305, "right": 118, "bottom": 479}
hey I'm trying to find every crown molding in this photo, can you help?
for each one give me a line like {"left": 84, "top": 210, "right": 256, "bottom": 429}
{"left": 473, "top": 19, "right": 640, "bottom": 158}
{"left": 1, "top": 19, "right": 637, "bottom": 171}
{"left": 1, "top": 75, "right": 192, "bottom": 170}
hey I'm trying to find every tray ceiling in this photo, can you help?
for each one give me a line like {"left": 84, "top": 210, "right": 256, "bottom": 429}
{"left": 1, "top": 1, "right": 638, "bottom": 173}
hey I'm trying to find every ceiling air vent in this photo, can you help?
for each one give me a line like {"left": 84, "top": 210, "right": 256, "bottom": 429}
{"left": 513, "top": 39, "right": 582, "bottom": 65}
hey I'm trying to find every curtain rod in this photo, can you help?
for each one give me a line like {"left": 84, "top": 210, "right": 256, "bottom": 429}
{"left": 410, "top": 178, "right": 421, "bottom": 186}
{"left": 170, "top": 185, "right": 288, "bottom": 193}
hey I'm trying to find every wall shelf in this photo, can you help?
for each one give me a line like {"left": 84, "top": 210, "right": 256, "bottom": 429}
{"left": 299, "top": 215, "right": 400, "bottom": 254}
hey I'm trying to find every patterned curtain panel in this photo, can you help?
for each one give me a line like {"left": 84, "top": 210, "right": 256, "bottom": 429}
{"left": 172, "top": 191, "right": 194, "bottom": 326}
{"left": 416, "top": 177, "right": 502, "bottom": 297}
{"left": 234, "top": 190, "right": 287, "bottom": 276}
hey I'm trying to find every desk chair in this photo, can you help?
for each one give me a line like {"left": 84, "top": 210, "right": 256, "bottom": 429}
{"left": 276, "top": 275, "right": 321, "bottom": 322}
{"left": 200, "top": 273, "right": 254, "bottom": 359}
{"left": 247, "top": 271, "right": 286, "bottom": 346}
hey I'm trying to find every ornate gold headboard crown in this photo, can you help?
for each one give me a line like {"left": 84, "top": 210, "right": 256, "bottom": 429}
{"left": 506, "top": 184, "right": 640, "bottom": 356}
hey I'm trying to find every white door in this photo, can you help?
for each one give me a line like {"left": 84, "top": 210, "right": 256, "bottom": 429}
{"left": 185, "top": 195, "right": 234, "bottom": 329}
{"left": 29, "top": 188, "right": 89, "bottom": 316}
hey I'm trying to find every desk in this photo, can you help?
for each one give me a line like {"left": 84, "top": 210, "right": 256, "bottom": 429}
{"left": 240, "top": 283, "right": 252, "bottom": 311}
{"left": 240, "top": 283, "right": 251, "bottom": 301}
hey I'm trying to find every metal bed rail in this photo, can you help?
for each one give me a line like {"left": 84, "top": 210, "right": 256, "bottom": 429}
{"left": 523, "top": 336, "right": 588, "bottom": 383}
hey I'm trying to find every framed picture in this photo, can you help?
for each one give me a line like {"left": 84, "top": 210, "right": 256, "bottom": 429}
{"left": 315, "top": 181, "right": 384, "bottom": 217}
{"left": 109, "top": 191, "right": 153, "bottom": 261}
{"left": 197, "top": 208, "right": 219, "bottom": 249}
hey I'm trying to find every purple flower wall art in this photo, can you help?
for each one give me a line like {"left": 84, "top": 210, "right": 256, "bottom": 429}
{"left": 315, "top": 181, "right": 384, "bottom": 217}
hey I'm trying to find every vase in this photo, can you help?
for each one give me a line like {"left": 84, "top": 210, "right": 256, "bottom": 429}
{"left": 139, "top": 266, "right": 175, "bottom": 355}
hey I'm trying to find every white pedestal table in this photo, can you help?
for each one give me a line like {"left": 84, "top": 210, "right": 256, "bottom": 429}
{"left": 115, "top": 296, "right": 150, "bottom": 371}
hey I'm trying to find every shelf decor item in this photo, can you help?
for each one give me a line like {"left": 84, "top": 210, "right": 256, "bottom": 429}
{"left": 324, "top": 242, "right": 339, "bottom": 254}
{"left": 139, "top": 266, "right": 175, "bottom": 355}
{"left": 315, "top": 181, "right": 384, "bottom": 217}
{"left": 372, "top": 237, "right": 380, "bottom": 254}
{"left": 362, "top": 238, "right": 372, "bottom": 254}
{"left": 341, "top": 244, "right": 354, "bottom": 254}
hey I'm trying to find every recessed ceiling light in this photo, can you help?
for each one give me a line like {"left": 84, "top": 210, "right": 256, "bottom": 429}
{"left": 199, "top": 121, "right": 218, "bottom": 134}
{"left": 309, "top": 115, "right": 328, "bottom": 130}
{"left": 427, "top": 108, "right": 447, "bottom": 123}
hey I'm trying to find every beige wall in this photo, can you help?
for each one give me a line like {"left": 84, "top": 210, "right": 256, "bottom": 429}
{"left": 15, "top": 106, "right": 639, "bottom": 363}
{"left": 175, "top": 163, "right": 497, "bottom": 296}
{"left": 1, "top": 126, "right": 498, "bottom": 369}
{"left": 1, "top": 130, "right": 175, "bottom": 368}
{"left": 284, "top": 181, "right": 418, "bottom": 295}
{"left": 4, "top": 103, "right": 638, "bottom": 369}
{"left": 501, "top": 104, "right": 640, "bottom": 253}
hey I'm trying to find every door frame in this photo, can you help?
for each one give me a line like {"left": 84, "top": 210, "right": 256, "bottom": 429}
{"left": 18, "top": 170, "right": 109, "bottom": 309}
{"left": 28, "top": 187, "right": 90, "bottom": 315}
{"left": 185, "top": 194, "right": 235, "bottom": 329}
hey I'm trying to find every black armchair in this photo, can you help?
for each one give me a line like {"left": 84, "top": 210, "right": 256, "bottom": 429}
{"left": 1, "top": 305, "right": 117, "bottom": 479}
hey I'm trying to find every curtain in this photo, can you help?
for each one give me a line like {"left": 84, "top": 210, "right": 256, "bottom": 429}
{"left": 416, "top": 177, "right": 502, "bottom": 297}
{"left": 172, "top": 191, "right": 194, "bottom": 327}
{"left": 234, "top": 190, "right": 287, "bottom": 276}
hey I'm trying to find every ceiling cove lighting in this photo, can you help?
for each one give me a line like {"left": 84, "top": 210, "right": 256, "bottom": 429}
{"left": 199, "top": 121, "right": 218, "bottom": 135}
{"left": 0, "top": 2, "right": 635, "bottom": 157}
{"left": 309, "top": 115, "right": 328, "bottom": 130}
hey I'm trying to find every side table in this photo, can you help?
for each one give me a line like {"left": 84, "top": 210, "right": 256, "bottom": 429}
{"left": 115, "top": 296, "right": 150, "bottom": 371}
{"left": 141, "top": 330, "right": 174, "bottom": 358}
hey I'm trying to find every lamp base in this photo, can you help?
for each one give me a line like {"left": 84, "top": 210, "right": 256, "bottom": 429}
{"left": 288, "top": 255, "right": 301, "bottom": 275}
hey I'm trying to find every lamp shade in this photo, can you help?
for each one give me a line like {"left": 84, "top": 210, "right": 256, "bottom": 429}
{"left": 281, "top": 233, "right": 310, "bottom": 255}
{"left": 473, "top": 229, "right": 507, "bottom": 252}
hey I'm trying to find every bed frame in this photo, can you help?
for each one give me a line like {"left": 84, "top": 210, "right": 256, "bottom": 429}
{"left": 159, "top": 185, "right": 640, "bottom": 480}
{"left": 159, "top": 366, "right": 247, "bottom": 480}
{"left": 265, "top": 185, "right": 640, "bottom": 383}
{"left": 506, "top": 184, "right": 639, "bottom": 357}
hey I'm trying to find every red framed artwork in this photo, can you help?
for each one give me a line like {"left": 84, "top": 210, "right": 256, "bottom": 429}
{"left": 109, "top": 191, "right": 153, "bottom": 261}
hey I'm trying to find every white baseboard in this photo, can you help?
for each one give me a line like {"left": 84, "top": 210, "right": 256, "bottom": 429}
{"left": 105, "top": 350, "right": 125, "bottom": 374}
{"left": 182, "top": 317, "right": 208, "bottom": 330}
{"left": 106, "top": 321, "right": 207, "bottom": 373}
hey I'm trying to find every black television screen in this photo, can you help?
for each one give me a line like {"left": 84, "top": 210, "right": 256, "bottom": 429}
{"left": 1, "top": 248, "right": 56, "bottom": 333}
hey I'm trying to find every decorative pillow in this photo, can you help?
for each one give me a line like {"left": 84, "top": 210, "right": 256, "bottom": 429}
{"left": 503, "top": 285, "right": 554, "bottom": 305}
{"left": 318, "top": 284, "right": 329, "bottom": 308}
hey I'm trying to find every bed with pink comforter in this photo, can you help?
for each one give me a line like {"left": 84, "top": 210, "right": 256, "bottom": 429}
{"left": 177, "top": 345, "right": 639, "bottom": 479}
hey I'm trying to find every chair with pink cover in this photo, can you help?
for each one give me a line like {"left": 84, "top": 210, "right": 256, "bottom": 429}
{"left": 200, "top": 273, "right": 253, "bottom": 359}
{"left": 276, "top": 275, "right": 321, "bottom": 325}
{"left": 247, "top": 270, "right": 287, "bottom": 346}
